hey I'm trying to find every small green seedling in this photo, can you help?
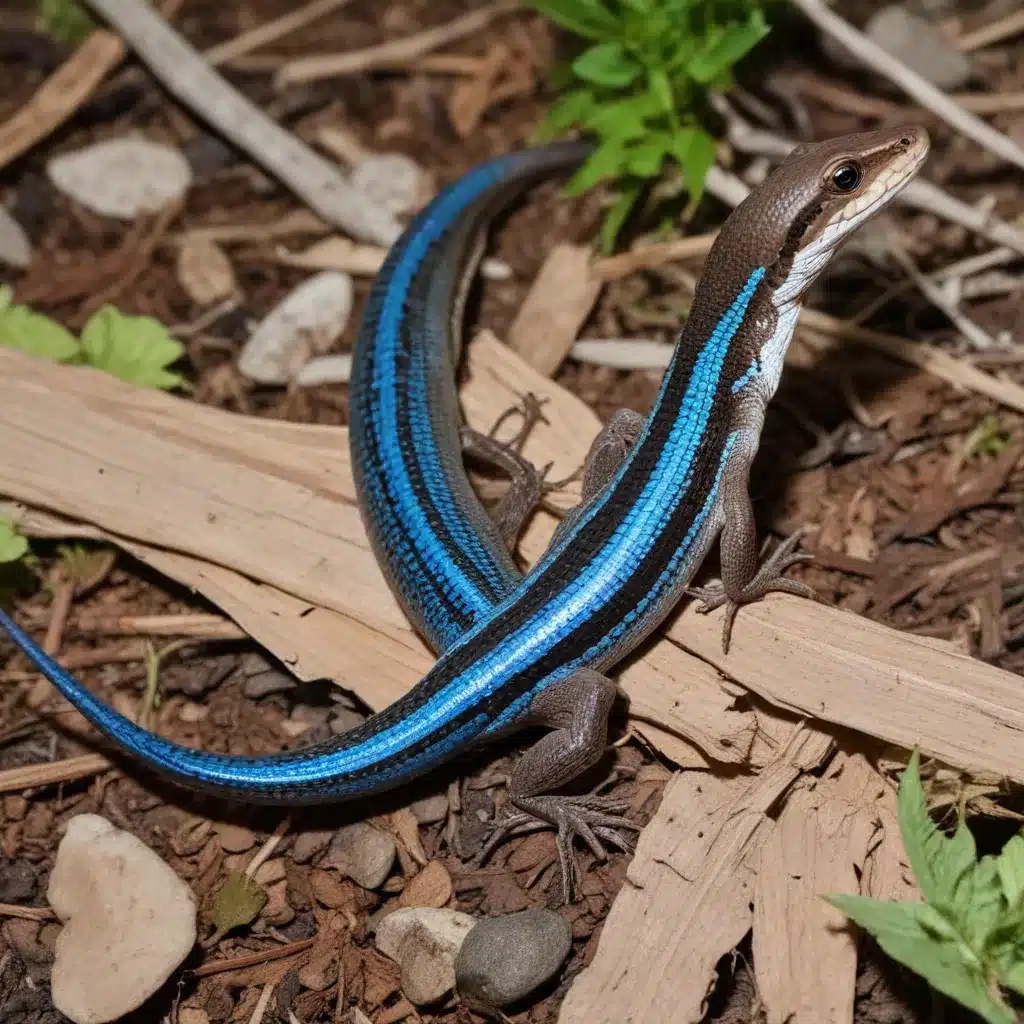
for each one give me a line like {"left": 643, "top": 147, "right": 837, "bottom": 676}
{"left": 0, "top": 288, "right": 187, "bottom": 391}
{"left": 827, "top": 750, "right": 1024, "bottom": 1024}
{"left": 0, "top": 519, "right": 30, "bottom": 566}
{"left": 37, "top": 0, "right": 95, "bottom": 45}
{"left": 532, "top": 0, "right": 770, "bottom": 250}
{"left": 79, "top": 306, "right": 188, "bottom": 391}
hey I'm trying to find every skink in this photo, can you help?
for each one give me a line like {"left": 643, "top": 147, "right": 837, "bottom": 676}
{"left": 0, "top": 126, "right": 928, "bottom": 900}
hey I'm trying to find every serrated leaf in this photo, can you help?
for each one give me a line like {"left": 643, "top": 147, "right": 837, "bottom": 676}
{"left": 530, "top": 0, "right": 621, "bottom": 41}
{"left": 0, "top": 288, "right": 80, "bottom": 362}
{"left": 898, "top": 749, "right": 980, "bottom": 919}
{"left": 585, "top": 94, "right": 661, "bottom": 141}
{"left": 624, "top": 134, "right": 672, "bottom": 178}
{"left": 208, "top": 871, "right": 268, "bottom": 945}
{"left": 996, "top": 833, "right": 1024, "bottom": 910}
{"left": 564, "top": 138, "right": 628, "bottom": 195}
{"left": 572, "top": 41, "right": 642, "bottom": 87}
{"left": 687, "top": 9, "right": 769, "bottom": 85}
{"left": 0, "top": 519, "right": 29, "bottom": 565}
{"left": 79, "top": 306, "right": 187, "bottom": 390}
{"left": 669, "top": 126, "right": 716, "bottom": 202}
{"left": 600, "top": 180, "right": 644, "bottom": 254}
{"left": 826, "top": 894, "right": 1015, "bottom": 1024}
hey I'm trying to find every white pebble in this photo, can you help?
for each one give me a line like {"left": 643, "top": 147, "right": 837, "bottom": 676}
{"left": 238, "top": 271, "right": 353, "bottom": 385}
{"left": 48, "top": 135, "right": 192, "bottom": 220}
{"left": 47, "top": 814, "right": 197, "bottom": 1024}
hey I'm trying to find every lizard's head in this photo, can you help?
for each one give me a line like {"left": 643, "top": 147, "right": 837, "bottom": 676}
{"left": 731, "top": 124, "right": 930, "bottom": 307}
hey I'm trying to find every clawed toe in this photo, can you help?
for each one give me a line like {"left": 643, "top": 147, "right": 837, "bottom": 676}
{"left": 477, "top": 794, "right": 640, "bottom": 903}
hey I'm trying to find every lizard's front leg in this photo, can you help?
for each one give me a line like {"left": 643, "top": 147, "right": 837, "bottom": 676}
{"left": 687, "top": 416, "right": 815, "bottom": 652}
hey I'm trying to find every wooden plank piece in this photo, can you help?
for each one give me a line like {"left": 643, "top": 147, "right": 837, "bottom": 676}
{"left": 558, "top": 725, "right": 835, "bottom": 1024}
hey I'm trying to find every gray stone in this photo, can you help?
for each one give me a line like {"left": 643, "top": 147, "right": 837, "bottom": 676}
{"left": 320, "top": 822, "right": 395, "bottom": 890}
{"left": 864, "top": 6, "right": 973, "bottom": 90}
{"left": 0, "top": 206, "right": 31, "bottom": 269}
{"left": 291, "top": 829, "right": 333, "bottom": 864}
{"left": 455, "top": 908, "right": 572, "bottom": 1008}
{"left": 408, "top": 793, "right": 449, "bottom": 825}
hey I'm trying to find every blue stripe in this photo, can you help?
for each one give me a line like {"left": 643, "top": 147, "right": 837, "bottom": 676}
{"left": 367, "top": 158, "right": 520, "bottom": 639}
{"left": 731, "top": 356, "right": 759, "bottom": 394}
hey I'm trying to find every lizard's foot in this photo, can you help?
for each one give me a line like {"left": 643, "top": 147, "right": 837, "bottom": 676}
{"left": 686, "top": 527, "right": 815, "bottom": 653}
{"left": 488, "top": 391, "right": 549, "bottom": 453}
{"left": 478, "top": 793, "right": 638, "bottom": 904}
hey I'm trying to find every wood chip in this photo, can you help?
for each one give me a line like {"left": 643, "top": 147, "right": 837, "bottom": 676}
{"left": 507, "top": 245, "right": 601, "bottom": 377}
{"left": 559, "top": 725, "right": 834, "bottom": 1024}
{"left": 176, "top": 237, "right": 236, "bottom": 306}
{"left": 753, "top": 753, "right": 884, "bottom": 1024}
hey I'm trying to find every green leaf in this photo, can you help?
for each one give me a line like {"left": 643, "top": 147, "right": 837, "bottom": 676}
{"left": 600, "top": 180, "right": 644, "bottom": 254}
{"left": 826, "top": 895, "right": 1016, "bottom": 1024}
{"left": 0, "top": 287, "right": 80, "bottom": 362}
{"left": 997, "top": 833, "right": 1024, "bottom": 910}
{"left": 79, "top": 306, "right": 187, "bottom": 390}
{"left": 624, "top": 134, "right": 673, "bottom": 178}
{"left": 564, "top": 138, "right": 628, "bottom": 194}
{"left": 669, "top": 126, "right": 716, "bottom": 202}
{"left": 585, "top": 94, "right": 662, "bottom": 141}
{"left": 207, "top": 871, "right": 268, "bottom": 946}
{"left": 37, "top": 0, "right": 95, "bottom": 45}
{"left": 530, "top": 0, "right": 621, "bottom": 41}
{"left": 647, "top": 68, "right": 675, "bottom": 116}
{"left": 572, "top": 41, "right": 642, "bottom": 87}
{"left": 898, "top": 749, "right": 980, "bottom": 921}
{"left": 540, "top": 88, "right": 599, "bottom": 136}
{"left": 0, "top": 519, "right": 29, "bottom": 565}
{"left": 687, "top": 9, "right": 770, "bottom": 85}
{"left": 998, "top": 958, "right": 1024, "bottom": 998}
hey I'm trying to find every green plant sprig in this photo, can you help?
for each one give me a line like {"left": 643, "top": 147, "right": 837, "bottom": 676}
{"left": 826, "top": 750, "right": 1024, "bottom": 1024}
{"left": 0, "top": 286, "right": 188, "bottom": 391}
{"left": 532, "top": 0, "right": 770, "bottom": 251}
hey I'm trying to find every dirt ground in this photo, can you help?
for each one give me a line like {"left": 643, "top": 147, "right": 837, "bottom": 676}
{"left": 1, "top": 0, "right": 1023, "bottom": 1021}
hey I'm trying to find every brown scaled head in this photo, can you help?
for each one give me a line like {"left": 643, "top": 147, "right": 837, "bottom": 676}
{"left": 716, "top": 125, "right": 930, "bottom": 300}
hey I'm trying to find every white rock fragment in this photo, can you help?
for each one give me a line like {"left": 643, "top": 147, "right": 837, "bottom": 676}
{"left": 296, "top": 353, "right": 353, "bottom": 387}
{"left": 47, "top": 814, "right": 197, "bottom": 1024}
{"left": 48, "top": 135, "right": 192, "bottom": 220}
{"left": 375, "top": 907, "right": 476, "bottom": 1005}
{"left": 0, "top": 205, "right": 31, "bottom": 269}
{"left": 238, "top": 271, "right": 353, "bottom": 385}
{"left": 351, "top": 153, "right": 427, "bottom": 217}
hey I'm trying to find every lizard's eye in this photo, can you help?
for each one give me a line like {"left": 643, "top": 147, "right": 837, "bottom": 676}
{"left": 829, "top": 163, "right": 862, "bottom": 193}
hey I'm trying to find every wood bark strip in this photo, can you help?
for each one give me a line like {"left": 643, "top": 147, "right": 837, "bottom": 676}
{"left": 558, "top": 725, "right": 835, "bottom": 1024}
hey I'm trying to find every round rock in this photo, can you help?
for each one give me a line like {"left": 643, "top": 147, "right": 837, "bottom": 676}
{"left": 863, "top": 6, "right": 972, "bottom": 90}
{"left": 47, "top": 136, "right": 192, "bottom": 220}
{"left": 455, "top": 908, "right": 572, "bottom": 1009}
{"left": 376, "top": 907, "right": 476, "bottom": 1006}
{"left": 320, "top": 821, "right": 395, "bottom": 890}
{"left": 47, "top": 814, "right": 197, "bottom": 1024}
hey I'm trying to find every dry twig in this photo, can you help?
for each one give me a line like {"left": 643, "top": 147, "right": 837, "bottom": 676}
{"left": 790, "top": 0, "right": 1024, "bottom": 173}
{"left": 274, "top": 0, "right": 519, "bottom": 86}
{"left": 80, "top": 0, "right": 401, "bottom": 245}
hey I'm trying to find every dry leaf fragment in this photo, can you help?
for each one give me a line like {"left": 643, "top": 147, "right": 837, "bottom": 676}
{"left": 176, "top": 237, "right": 236, "bottom": 306}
